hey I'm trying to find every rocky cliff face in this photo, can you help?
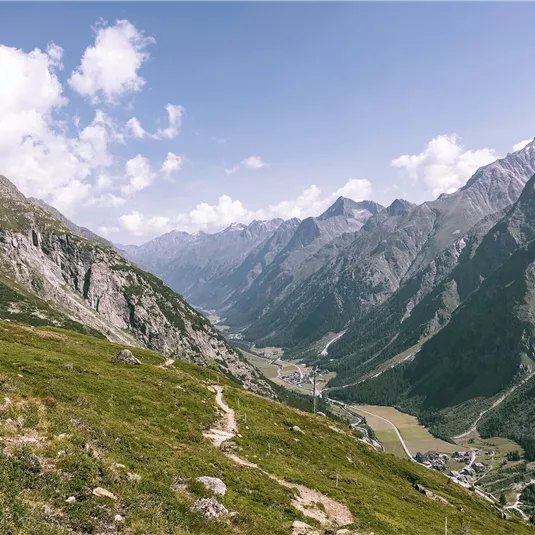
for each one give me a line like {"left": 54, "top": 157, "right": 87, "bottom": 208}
{"left": 0, "top": 176, "right": 272, "bottom": 396}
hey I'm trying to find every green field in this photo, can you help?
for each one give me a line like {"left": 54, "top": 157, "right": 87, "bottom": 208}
{"left": 351, "top": 405, "right": 458, "bottom": 457}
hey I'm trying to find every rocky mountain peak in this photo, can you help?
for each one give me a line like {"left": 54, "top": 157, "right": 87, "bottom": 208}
{"left": 243, "top": 218, "right": 284, "bottom": 236}
{"left": 386, "top": 198, "right": 415, "bottom": 217}
{"left": 318, "top": 197, "right": 383, "bottom": 221}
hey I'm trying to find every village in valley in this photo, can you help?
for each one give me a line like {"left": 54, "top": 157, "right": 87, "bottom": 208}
{"left": 415, "top": 450, "right": 489, "bottom": 487}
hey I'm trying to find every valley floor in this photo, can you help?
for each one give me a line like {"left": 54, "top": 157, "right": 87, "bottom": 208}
{"left": 350, "top": 405, "right": 458, "bottom": 459}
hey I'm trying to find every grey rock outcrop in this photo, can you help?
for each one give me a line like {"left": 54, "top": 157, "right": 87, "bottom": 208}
{"left": 195, "top": 476, "right": 227, "bottom": 496}
{"left": 191, "top": 497, "right": 228, "bottom": 519}
{"left": 113, "top": 349, "right": 141, "bottom": 366}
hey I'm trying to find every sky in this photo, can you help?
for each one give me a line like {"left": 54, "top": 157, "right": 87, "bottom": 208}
{"left": 1, "top": 2, "right": 535, "bottom": 244}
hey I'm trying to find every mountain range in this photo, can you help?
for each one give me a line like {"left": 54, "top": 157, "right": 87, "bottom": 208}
{"left": 0, "top": 173, "right": 527, "bottom": 533}
{"left": 2, "top": 141, "right": 535, "bottom": 530}
{"left": 122, "top": 140, "right": 535, "bottom": 458}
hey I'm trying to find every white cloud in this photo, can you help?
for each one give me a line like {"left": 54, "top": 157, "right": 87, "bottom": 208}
{"left": 0, "top": 42, "right": 119, "bottom": 215}
{"left": 98, "top": 225, "right": 120, "bottom": 236}
{"left": 121, "top": 155, "right": 155, "bottom": 196}
{"left": 125, "top": 104, "right": 184, "bottom": 140}
{"left": 88, "top": 192, "right": 126, "bottom": 208}
{"left": 50, "top": 180, "right": 92, "bottom": 215}
{"left": 119, "top": 210, "right": 174, "bottom": 237}
{"left": 334, "top": 178, "right": 373, "bottom": 202}
{"left": 160, "top": 152, "right": 183, "bottom": 178}
{"left": 155, "top": 104, "right": 184, "bottom": 139}
{"left": 225, "top": 155, "right": 267, "bottom": 175}
{"left": 391, "top": 134, "right": 497, "bottom": 198}
{"left": 117, "top": 177, "right": 374, "bottom": 239}
{"left": 68, "top": 20, "right": 154, "bottom": 104}
{"left": 125, "top": 117, "right": 147, "bottom": 139}
{"left": 513, "top": 139, "right": 532, "bottom": 152}
{"left": 188, "top": 195, "right": 250, "bottom": 228}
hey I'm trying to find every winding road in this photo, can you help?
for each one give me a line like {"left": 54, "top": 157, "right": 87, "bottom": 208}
{"left": 351, "top": 406, "right": 414, "bottom": 460}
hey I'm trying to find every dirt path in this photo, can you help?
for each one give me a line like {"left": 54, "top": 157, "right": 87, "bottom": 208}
{"left": 455, "top": 371, "right": 535, "bottom": 439}
{"left": 157, "top": 357, "right": 175, "bottom": 368}
{"left": 203, "top": 385, "right": 354, "bottom": 528}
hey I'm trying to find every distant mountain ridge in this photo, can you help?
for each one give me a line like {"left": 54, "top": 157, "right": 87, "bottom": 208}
{"left": 123, "top": 197, "right": 382, "bottom": 317}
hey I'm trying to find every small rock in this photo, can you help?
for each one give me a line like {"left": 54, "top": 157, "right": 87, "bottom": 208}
{"left": 127, "top": 472, "right": 141, "bottom": 482}
{"left": 317, "top": 412, "right": 326, "bottom": 417}
{"left": 291, "top": 426, "right": 304, "bottom": 434}
{"left": 114, "top": 514, "right": 124, "bottom": 522}
{"left": 66, "top": 496, "right": 76, "bottom": 503}
{"left": 92, "top": 487, "right": 117, "bottom": 500}
{"left": 192, "top": 497, "right": 228, "bottom": 519}
{"left": 196, "top": 476, "right": 227, "bottom": 496}
{"left": 291, "top": 520, "right": 320, "bottom": 535}
{"left": 113, "top": 349, "right": 141, "bottom": 366}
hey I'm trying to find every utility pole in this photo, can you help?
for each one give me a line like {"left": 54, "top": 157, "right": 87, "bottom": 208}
{"left": 313, "top": 369, "right": 317, "bottom": 416}
{"left": 445, "top": 516, "right": 447, "bottom": 535}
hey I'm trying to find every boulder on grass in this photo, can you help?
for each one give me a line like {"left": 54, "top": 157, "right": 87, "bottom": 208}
{"left": 196, "top": 476, "right": 227, "bottom": 496}
{"left": 192, "top": 497, "right": 228, "bottom": 519}
{"left": 113, "top": 349, "right": 141, "bottom": 366}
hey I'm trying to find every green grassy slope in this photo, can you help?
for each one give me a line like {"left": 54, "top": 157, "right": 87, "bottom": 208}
{"left": 0, "top": 321, "right": 529, "bottom": 534}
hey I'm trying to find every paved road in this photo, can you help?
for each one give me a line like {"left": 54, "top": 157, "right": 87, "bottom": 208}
{"left": 351, "top": 406, "right": 414, "bottom": 460}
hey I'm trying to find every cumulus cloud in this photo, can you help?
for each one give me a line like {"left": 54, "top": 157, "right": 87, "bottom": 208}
{"left": 391, "top": 134, "right": 497, "bottom": 198}
{"left": 115, "top": 177, "right": 374, "bottom": 239}
{"left": 98, "top": 225, "right": 120, "bottom": 236}
{"left": 225, "top": 155, "right": 266, "bottom": 175}
{"left": 121, "top": 155, "right": 155, "bottom": 196}
{"left": 155, "top": 104, "right": 184, "bottom": 139}
{"left": 0, "top": 42, "right": 119, "bottom": 215}
{"left": 125, "top": 117, "right": 147, "bottom": 139}
{"left": 68, "top": 20, "right": 154, "bottom": 104}
{"left": 513, "top": 139, "right": 532, "bottom": 152}
{"left": 125, "top": 104, "right": 185, "bottom": 141}
{"left": 118, "top": 210, "right": 174, "bottom": 237}
{"left": 334, "top": 178, "right": 373, "bottom": 203}
{"left": 88, "top": 192, "right": 127, "bottom": 208}
{"left": 160, "top": 152, "right": 183, "bottom": 178}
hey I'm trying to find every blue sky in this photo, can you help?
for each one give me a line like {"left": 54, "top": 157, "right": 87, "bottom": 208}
{"left": 1, "top": 2, "right": 534, "bottom": 243}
